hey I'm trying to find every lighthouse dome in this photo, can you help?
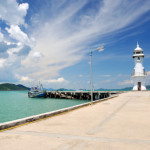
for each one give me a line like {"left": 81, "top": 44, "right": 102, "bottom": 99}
{"left": 134, "top": 42, "right": 143, "bottom": 52}
{"left": 133, "top": 42, "right": 144, "bottom": 58}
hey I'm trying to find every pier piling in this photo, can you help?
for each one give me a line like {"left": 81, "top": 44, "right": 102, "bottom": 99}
{"left": 45, "top": 91, "right": 119, "bottom": 100}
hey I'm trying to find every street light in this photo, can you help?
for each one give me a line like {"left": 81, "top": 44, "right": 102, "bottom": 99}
{"left": 90, "top": 46, "right": 104, "bottom": 105}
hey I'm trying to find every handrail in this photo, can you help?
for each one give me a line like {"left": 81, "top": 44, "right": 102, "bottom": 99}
{"left": 132, "top": 72, "right": 147, "bottom": 76}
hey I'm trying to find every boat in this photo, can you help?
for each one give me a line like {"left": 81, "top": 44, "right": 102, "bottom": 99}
{"left": 28, "top": 82, "right": 46, "bottom": 98}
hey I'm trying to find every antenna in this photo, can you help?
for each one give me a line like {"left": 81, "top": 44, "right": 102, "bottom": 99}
{"left": 137, "top": 41, "right": 139, "bottom": 47}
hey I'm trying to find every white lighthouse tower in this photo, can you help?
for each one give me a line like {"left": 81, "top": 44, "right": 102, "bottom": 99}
{"left": 132, "top": 42, "right": 147, "bottom": 91}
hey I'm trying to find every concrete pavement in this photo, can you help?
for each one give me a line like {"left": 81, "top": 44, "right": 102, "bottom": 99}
{"left": 0, "top": 91, "right": 150, "bottom": 150}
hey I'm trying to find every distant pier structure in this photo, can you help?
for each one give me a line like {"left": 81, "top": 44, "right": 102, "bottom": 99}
{"left": 45, "top": 91, "right": 119, "bottom": 100}
{"left": 132, "top": 42, "right": 147, "bottom": 91}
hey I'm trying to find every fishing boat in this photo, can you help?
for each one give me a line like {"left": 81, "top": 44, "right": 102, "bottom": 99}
{"left": 28, "top": 82, "right": 46, "bottom": 98}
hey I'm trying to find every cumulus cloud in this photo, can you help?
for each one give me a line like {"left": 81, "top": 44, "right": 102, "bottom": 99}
{"left": 29, "top": 51, "right": 44, "bottom": 62}
{"left": 47, "top": 77, "right": 66, "bottom": 83}
{"left": 0, "top": 0, "right": 28, "bottom": 25}
{"left": 0, "top": 0, "right": 31, "bottom": 83}
{"left": 5, "top": 25, "right": 31, "bottom": 45}
{"left": 3, "top": 25, "right": 33, "bottom": 75}
{"left": 15, "top": 74, "right": 32, "bottom": 82}
{"left": 7, "top": 46, "right": 22, "bottom": 56}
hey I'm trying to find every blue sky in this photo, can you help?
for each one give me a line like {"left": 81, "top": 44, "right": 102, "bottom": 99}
{"left": 0, "top": 0, "right": 150, "bottom": 89}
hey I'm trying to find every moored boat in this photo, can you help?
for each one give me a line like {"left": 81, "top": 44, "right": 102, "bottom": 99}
{"left": 28, "top": 82, "right": 46, "bottom": 98}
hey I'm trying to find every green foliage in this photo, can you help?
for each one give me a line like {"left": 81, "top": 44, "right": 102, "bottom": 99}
{"left": 0, "top": 83, "right": 29, "bottom": 91}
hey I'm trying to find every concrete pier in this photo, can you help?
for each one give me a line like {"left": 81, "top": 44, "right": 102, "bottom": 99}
{"left": 1, "top": 91, "right": 150, "bottom": 150}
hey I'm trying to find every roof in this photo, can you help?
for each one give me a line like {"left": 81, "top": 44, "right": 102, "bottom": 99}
{"left": 134, "top": 42, "right": 143, "bottom": 52}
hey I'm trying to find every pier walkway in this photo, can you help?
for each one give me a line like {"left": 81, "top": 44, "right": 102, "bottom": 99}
{"left": 1, "top": 91, "right": 150, "bottom": 150}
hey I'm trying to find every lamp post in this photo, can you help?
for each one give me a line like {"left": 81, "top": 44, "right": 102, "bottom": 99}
{"left": 90, "top": 46, "right": 104, "bottom": 105}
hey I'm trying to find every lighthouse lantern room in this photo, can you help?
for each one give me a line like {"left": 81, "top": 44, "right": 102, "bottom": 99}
{"left": 132, "top": 42, "right": 147, "bottom": 91}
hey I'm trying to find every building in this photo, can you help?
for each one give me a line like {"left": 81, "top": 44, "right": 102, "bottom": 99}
{"left": 132, "top": 42, "right": 147, "bottom": 91}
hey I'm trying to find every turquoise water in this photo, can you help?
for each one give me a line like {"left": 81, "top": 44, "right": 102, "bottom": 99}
{"left": 0, "top": 91, "right": 88, "bottom": 123}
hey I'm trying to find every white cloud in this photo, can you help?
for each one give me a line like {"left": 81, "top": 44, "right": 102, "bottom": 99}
{"left": 0, "top": 0, "right": 29, "bottom": 25}
{"left": 146, "top": 71, "right": 150, "bottom": 85}
{"left": 117, "top": 74, "right": 130, "bottom": 77}
{"left": 100, "top": 75, "right": 112, "bottom": 77}
{"left": 21, "top": 0, "right": 150, "bottom": 80}
{"left": 18, "top": 3, "right": 29, "bottom": 12}
{"left": 29, "top": 51, "right": 44, "bottom": 62}
{"left": 7, "top": 46, "right": 22, "bottom": 56}
{"left": 47, "top": 77, "right": 66, "bottom": 83}
{"left": 5, "top": 25, "right": 30, "bottom": 45}
{"left": 3, "top": 40, "right": 17, "bottom": 45}
{"left": 4, "top": 45, "right": 27, "bottom": 69}
{"left": 3, "top": 25, "right": 33, "bottom": 73}
{"left": 0, "top": 28, "right": 4, "bottom": 42}
{"left": 147, "top": 71, "right": 150, "bottom": 76}
{"left": 15, "top": 74, "right": 32, "bottom": 82}
{"left": 0, "top": 59, "right": 6, "bottom": 68}
{"left": 0, "top": 0, "right": 31, "bottom": 83}
{"left": 0, "top": 1, "right": 32, "bottom": 72}
{"left": 20, "top": 76, "right": 32, "bottom": 82}
{"left": 100, "top": 79, "right": 112, "bottom": 83}
{"left": 118, "top": 80, "right": 133, "bottom": 86}
{"left": 0, "top": 32, "right": 3, "bottom": 42}
{"left": 79, "top": 74, "right": 84, "bottom": 77}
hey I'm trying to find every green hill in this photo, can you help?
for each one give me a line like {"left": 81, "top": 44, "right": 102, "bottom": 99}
{"left": 0, "top": 83, "right": 30, "bottom": 91}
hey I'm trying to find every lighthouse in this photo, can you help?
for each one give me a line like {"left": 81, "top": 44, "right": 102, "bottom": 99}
{"left": 132, "top": 42, "right": 147, "bottom": 91}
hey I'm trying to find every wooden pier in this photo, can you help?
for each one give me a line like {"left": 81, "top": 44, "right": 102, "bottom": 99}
{"left": 45, "top": 91, "right": 120, "bottom": 100}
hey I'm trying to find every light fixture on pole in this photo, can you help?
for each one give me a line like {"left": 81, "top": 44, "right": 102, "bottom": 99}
{"left": 90, "top": 46, "right": 104, "bottom": 105}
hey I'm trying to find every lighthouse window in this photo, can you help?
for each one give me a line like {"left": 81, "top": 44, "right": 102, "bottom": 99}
{"left": 138, "top": 57, "right": 140, "bottom": 60}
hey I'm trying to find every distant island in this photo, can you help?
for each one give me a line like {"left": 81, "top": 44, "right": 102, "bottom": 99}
{"left": 53, "top": 86, "right": 150, "bottom": 91}
{"left": 0, "top": 83, "right": 30, "bottom": 91}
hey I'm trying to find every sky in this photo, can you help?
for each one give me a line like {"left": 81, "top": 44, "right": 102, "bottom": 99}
{"left": 0, "top": 0, "right": 150, "bottom": 89}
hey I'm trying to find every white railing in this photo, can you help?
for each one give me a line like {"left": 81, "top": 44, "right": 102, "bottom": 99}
{"left": 132, "top": 72, "right": 147, "bottom": 76}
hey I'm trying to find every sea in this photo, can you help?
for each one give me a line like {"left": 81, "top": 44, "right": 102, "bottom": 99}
{"left": 0, "top": 91, "right": 88, "bottom": 123}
